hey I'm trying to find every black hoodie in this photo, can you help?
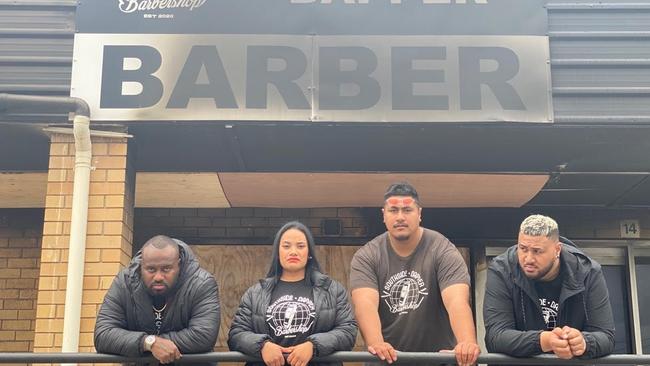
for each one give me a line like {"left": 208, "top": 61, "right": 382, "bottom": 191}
{"left": 483, "top": 237, "right": 615, "bottom": 359}
{"left": 94, "top": 239, "right": 220, "bottom": 359}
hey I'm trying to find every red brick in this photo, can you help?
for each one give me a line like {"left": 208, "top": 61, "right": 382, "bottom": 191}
{"left": 15, "top": 330, "right": 34, "bottom": 341}
{"left": 41, "top": 235, "right": 69, "bottom": 249}
{"left": 0, "top": 249, "right": 22, "bottom": 258}
{"left": 0, "top": 310, "right": 18, "bottom": 319}
{"left": 0, "top": 289, "right": 20, "bottom": 298}
{"left": 20, "top": 269, "right": 40, "bottom": 279}
{"left": 18, "top": 309, "right": 36, "bottom": 319}
{"left": 0, "top": 341, "right": 29, "bottom": 351}
{"left": 3, "top": 300, "right": 33, "bottom": 310}
{"left": 92, "top": 156, "right": 127, "bottom": 169}
{"left": 44, "top": 208, "right": 72, "bottom": 222}
{"left": 3, "top": 320, "right": 32, "bottom": 330}
{"left": 7, "top": 238, "right": 38, "bottom": 248}
{"left": 0, "top": 331, "right": 16, "bottom": 341}
{"left": 19, "top": 290, "right": 38, "bottom": 300}
{"left": 91, "top": 143, "right": 109, "bottom": 156}
{"left": 45, "top": 195, "right": 66, "bottom": 208}
{"left": 225, "top": 208, "right": 253, "bottom": 217}
{"left": 90, "top": 169, "right": 107, "bottom": 181}
{"left": 310, "top": 208, "right": 337, "bottom": 217}
{"left": 8, "top": 258, "right": 38, "bottom": 269}
{"left": 184, "top": 217, "right": 212, "bottom": 227}
{"left": 108, "top": 143, "right": 128, "bottom": 156}
{"left": 45, "top": 181, "right": 74, "bottom": 195}
{"left": 254, "top": 208, "right": 282, "bottom": 217}
{"left": 33, "top": 333, "right": 54, "bottom": 347}
{"left": 106, "top": 169, "right": 126, "bottom": 182}
{"left": 0, "top": 269, "right": 21, "bottom": 278}
{"left": 5, "top": 279, "right": 36, "bottom": 289}
{"left": 241, "top": 217, "right": 268, "bottom": 227}
{"left": 21, "top": 248, "right": 40, "bottom": 258}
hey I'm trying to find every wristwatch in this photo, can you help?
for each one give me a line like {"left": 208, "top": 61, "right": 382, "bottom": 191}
{"left": 143, "top": 335, "right": 156, "bottom": 352}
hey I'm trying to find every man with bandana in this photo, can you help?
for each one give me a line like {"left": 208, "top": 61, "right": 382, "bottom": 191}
{"left": 94, "top": 235, "right": 220, "bottom": 364}
{"left": 484, "top": 214, "right": 615, "bottom": 360}
{"left": 350, "top": 182, "right": 480, "bottom": 366}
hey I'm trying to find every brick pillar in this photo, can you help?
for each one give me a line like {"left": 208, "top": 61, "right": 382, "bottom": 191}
{"left": 33, "top": 132, "right": 135, "bottom": 352}
{"left": 0, "top": 210, "right": 42, "bottom": 353}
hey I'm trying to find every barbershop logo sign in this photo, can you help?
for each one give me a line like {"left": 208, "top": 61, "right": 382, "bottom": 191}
{"left": 118, "top": 0, "right": 206, "bottom": 13}
{"left": 72, "top": 0, "right": 551, "bottom": 122}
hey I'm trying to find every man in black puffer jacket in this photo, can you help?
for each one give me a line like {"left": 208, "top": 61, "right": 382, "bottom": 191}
{"left": 484, "top": 215, "right": 615, "bottom": 361}
{"left": 94, "top": 235, "right": 220, "bottom": 364}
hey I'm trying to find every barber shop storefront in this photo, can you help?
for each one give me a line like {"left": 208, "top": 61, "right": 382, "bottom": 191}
{"left": 1, "top": 0, "right": 650, "bottom": 360}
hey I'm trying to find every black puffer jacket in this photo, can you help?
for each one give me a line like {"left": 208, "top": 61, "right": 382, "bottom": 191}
{"left": 227, "top": 271, "right": 357, "bottom": 366}
{"left": 94, "top": 240, "right": 220, "bottom": 357}
{"left": 483, "top": 238, "right": 615, "bottom": 359}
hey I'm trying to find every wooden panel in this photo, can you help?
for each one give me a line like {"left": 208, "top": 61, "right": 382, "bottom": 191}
{"left": 0, "top": 172, "right": 46, "bottom": 208}
{"left": 219, "top": 172, "right": 548, "bottom": 208}
{"left": 135, "top": 172, "right": 230, "bottom": 208}
{"left": 192, "top": 245, "right": 272, "bottom": 350}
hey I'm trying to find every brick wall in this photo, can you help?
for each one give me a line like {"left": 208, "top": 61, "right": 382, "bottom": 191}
{"left": 33, "top": 133, "right": 135, "bottom": 352}
{"left": 134, "top": 208, "right": 373, "bottom": 248}
{"left": 135, "top": 206, "right": 650, "bottom": 249}
{"left": 0, "top": 209, "right": 43, "bottom": 352}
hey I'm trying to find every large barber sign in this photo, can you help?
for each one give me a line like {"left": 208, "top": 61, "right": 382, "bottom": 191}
{"left": 72, "top": 0, "right": 551, "bottom": 122}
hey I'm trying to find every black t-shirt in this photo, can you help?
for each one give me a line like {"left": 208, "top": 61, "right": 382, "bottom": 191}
{"left": 152, "top": 296, "right": 167, "bottom": 334}
{"left": 266, "top": 279, "right": 316, "bottom": 347}
{"left": 534, "top": 273, "right": 563, "bottom": 330}
{"left": 350, "top": 229, "right": 470, "bottom": 353}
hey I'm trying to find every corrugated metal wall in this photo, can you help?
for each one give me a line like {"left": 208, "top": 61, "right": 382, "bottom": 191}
{"left": 0, "top": 0, "right": 74, "bottom": 122}
{"left": 548, "top": 1, "right": 650, "bottom": 123}
{"left": 2, "top": 1, "right": 650, "bottom": 124}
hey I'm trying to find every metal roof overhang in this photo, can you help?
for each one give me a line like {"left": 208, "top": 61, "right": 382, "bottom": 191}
{"left": 1, "top": 121, "right": 649, "bottom": 208}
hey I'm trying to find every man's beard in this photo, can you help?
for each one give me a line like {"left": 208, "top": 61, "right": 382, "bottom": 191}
{"left": 152, "top": 294, "right": 167, "bottom": 307}
{"left": 147, "top": 282, "right": 169, "bottom": 296}
{"left": 527, "top": 259, "right": 557, "bottom": 281}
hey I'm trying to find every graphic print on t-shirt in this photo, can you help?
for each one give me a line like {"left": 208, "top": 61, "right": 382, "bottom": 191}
{"left": 266, "top": 295, "right": 316, "bottom": 338}
{"left": 539, "top": 298, "right": 559, "bottom": 329}
{"left": 381, "top": 270, "right": 429, "bottom": 314}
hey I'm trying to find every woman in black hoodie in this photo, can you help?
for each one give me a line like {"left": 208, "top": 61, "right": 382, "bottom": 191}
{"left": 228, "top": 221, "right": 357, "bottom": 366}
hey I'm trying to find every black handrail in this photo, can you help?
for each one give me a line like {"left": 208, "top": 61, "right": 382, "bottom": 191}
{"left": 1, "top": 352, "right": 649, "bottom": 364}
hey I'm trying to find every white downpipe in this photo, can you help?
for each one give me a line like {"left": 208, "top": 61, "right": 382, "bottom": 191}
{"left": 61, "top": 114, "right": 92, "bottom": 356}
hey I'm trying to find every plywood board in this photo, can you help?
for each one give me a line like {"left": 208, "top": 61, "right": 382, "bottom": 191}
{"left": 0, "top": 172, "right": 46, "bottom": 208}
{"left": 220, "top": 172, "right": 548, "bottom": 208}
{"left": 135, "top": 172, "right": 230, "bottom": 208}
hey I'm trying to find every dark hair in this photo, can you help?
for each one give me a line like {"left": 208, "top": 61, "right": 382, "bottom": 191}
{"left": 267, "top": 221, "right": 322, "bottom": 282}
{"left": 383, "top": 182, "right": 420, "bottom": 205}
{"left": 142, "top": 235, "right": 180, "bottom": 256}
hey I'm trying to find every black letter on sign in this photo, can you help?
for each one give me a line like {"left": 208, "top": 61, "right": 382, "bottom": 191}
{"left": 167, "top": 46, "right": 238, "bottom": 109}
{"left": 100, "top": 45, "right": 163, "bottom": 108}
{"left": 392, "top": 46, "right": 448, "bottom": 110}
{"left": 459, "top": 47, "right": 525, "bottom": 110}
{"left": 319, "top": 47, "right": 380, "bottom": 110}
{"left": 246, "top": 46, "right": 310, "bottom": 109}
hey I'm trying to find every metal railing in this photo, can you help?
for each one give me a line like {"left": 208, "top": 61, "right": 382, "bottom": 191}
{"left": 1, "top": 352, "right": 650, "bottom": 364}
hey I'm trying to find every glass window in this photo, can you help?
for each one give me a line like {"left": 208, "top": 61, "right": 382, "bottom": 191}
{"left": 602, "top": 265, "right": 632, "bottom": 354}
{"left": 635, "top": 257, "right": 650, "bottom": 353}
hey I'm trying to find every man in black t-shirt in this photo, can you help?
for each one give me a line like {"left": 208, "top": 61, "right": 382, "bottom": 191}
{"left": 350, "top": 182, "right": 480, "bottom": 366}
{"left": 484, "top": 215, "right": 615, "bottom": 360}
